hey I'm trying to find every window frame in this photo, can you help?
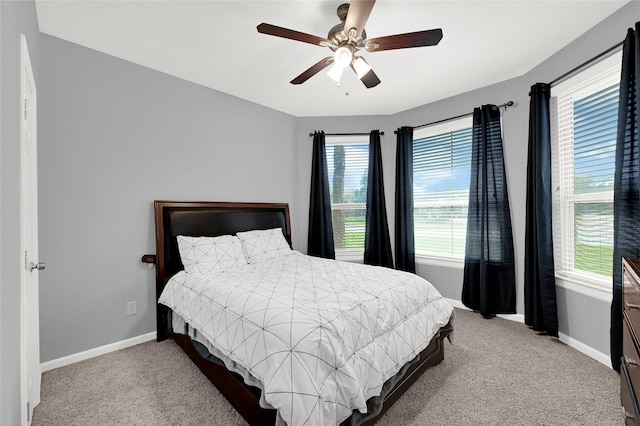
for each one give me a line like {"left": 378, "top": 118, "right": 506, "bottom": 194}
{"left": 325, "top": 135, "right": 369, "bottom": 260}
{"left": 550, "top": 50, "right": 622, "bottom": 301}
{"left": 413, "top": 116, "right": 473, "bottom": 267}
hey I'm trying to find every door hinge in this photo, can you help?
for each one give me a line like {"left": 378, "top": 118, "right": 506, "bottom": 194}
{"left": 24, "top": 98, "right": 29, "bottom": 121}
{"left": 25, "top": 250, "right": 28, "bottom": 271}
{"left": 27, "top": 402, "right": 30, "bottom": 422}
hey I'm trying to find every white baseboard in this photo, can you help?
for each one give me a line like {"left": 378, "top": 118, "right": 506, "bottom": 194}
{"left": 41, "top": 332, "right": 156, "bottom": 372}
{"left": 557, "top": 332, "right": 611, "bottom": 366}
{"left": 444, "top": 298, "right": 611, "bottom": 368}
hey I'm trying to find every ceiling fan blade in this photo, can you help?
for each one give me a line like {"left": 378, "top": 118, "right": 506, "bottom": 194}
{"left": 257, "top": 23, "right": 329, "bottom": 47}
{"left": 351, "top": 65, "right": 381, "bottom": 88}
{"left": 366, "top": 28, "right": 443, "bottom": 52}
{"left": 291, "top": 57, "right": 334, "bottom": 85}
{"left": 343, "top": 0, "right": 375, "bottom": 41}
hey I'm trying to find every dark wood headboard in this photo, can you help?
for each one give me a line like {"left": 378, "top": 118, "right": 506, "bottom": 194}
{"left": 153, "top": 201, "right": 291, "bottom": 341}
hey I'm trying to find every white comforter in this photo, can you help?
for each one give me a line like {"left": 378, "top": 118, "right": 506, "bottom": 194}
{"left": 159, "top": 251, "right": 453, "bottom": 426}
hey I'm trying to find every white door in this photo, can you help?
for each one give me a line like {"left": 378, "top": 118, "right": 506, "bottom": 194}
{"left": 20, "top": 34, "right": 41, "bottom": 426}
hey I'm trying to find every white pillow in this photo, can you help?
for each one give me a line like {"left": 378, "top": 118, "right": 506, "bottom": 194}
{"left": 236, "top": 227, "right": 292, "bottom": 264}
{"left": 177, "top": 235, "right": 247, "bottom": 274}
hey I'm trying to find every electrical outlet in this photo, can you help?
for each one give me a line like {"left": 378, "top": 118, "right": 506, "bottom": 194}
{"left": 126, "top": 301, "right": 137, "bottom": 316}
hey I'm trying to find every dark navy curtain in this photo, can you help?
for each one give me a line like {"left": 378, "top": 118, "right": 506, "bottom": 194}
{"left": 364, "top": 130, "right": 394, "bottom": 268}
{"left": 462, "top": 105, "right": 516, "bottom": 317}
{"left": 524, "top": 83, "right": 559, "bottom": 337}
{"left": 395, "top": 127, "right": 416, "bottom": 273}
{"left": 612, "top": 22, "right": 640, "bottom": 373}
{"left": 307, "top": 131, "right": 335, "bottom": 259}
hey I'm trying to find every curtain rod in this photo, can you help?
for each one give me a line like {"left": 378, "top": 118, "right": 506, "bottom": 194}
{"left": 396, "top": 101, "right": 514, "bottom": 133}
{"left": 550, "top": 40, "right": 624, "bottom": 87}
{"left": 308, "top": 131, "right": 384, "bottom": 137}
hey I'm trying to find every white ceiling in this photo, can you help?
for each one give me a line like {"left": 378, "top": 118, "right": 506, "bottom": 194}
{"left": 35, "top": 0, "right": 631, "bottom": 117}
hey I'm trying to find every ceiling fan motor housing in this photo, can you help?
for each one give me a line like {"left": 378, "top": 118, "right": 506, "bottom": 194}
{"left": 337, "top": 3, "right": 350, "bottom": 21}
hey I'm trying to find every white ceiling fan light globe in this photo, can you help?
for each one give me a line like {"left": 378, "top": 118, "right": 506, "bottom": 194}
{"left": 326, "top": 63, "right": 344, "bottom": 84}
{"left": 333, "top": 46, "right": 353, "bottom": 68}
{"left": 352, "top": 57, "right": 372, "bottom": 79}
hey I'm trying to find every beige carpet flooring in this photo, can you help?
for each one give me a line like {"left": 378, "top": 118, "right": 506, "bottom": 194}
{"left": 32, "top": 308, "right": 624, "bottom": 425}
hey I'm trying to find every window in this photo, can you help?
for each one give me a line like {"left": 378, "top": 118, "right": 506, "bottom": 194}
{"left": 413, "top": 118, "right": 473, "bottom": 259}
{"left": 326, "top": 136, "right": 369, "bottom": 251}
{"left": 551, "top": 52, "right": 621, "bottom": 283}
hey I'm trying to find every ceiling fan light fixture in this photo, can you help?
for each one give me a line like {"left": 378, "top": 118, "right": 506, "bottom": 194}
{"left": 326, "top": 63, "right": 344, "bottom": 83}
{"left": 352, "top": 57, "right": 372, "bottom": 79}
{"left": 333, "top": 45, "right": 353, "bottom": 68}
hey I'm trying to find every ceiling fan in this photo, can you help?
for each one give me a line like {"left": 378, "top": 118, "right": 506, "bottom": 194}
{"left": 257, "top": 0, "right": 443, "bottom": 88}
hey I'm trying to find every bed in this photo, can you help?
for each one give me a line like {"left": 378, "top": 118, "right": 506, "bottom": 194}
{"left": 149, "top": 200, "right": 453, "bottom": 426}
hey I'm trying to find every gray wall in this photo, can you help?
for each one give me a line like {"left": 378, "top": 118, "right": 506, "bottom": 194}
{"left": 0, "top": 1, "right": 40, "bottom": 424}
{"left": 294, "top": 1, "right": 639, "bottom": 357}
{"left": 38, "top": 34, "right": 297, "bottom": 362}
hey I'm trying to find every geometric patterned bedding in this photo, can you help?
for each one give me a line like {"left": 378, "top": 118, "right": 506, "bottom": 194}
{"left": 158, "top": 251, "right": 454, "bottom": 426}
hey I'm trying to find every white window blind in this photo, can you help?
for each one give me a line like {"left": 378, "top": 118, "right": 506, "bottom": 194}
{"left": 325, "top": 136, "right": 369, "bottom": 251}
{"left": 413, "top": 118, "right": 473, "bottom": 258}
{"left": 551, "top": 52, "right": 621, "bottom": 282}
